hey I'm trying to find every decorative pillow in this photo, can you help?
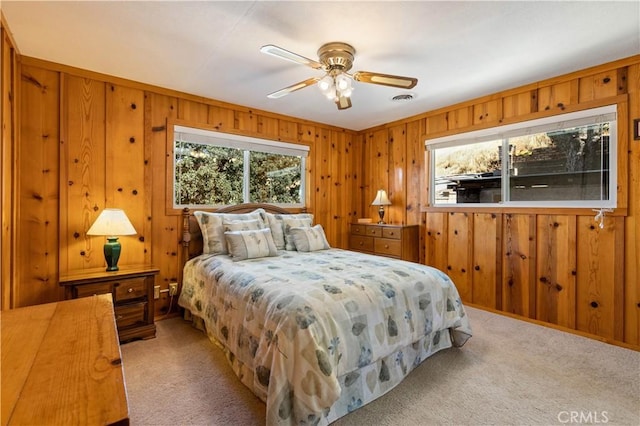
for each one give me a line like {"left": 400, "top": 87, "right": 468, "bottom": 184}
{"left": 194, "top": 209, "right": 266, "bottom": 254}
{"left": 282, "top": 216, "right": 313, "bottom": 250}
{"left": 264, "top": 212, "right": 314, "bottom": 250}
{"left": 224, "top": 228, "right": 278, "bottom": 261}
{"left": 223, "top": 219, "right": 262, "bottom": 233}
{"left": 290, "top": 224, "right": 330, "bottom": 252}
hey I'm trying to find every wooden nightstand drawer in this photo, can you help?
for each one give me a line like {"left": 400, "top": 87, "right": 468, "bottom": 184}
{"left": 115, "top": 302, "right": 146, "bottom": 328}
{"left": 374, "top": 238, "right": 402, "bottom": 257}
{"left": 349, "top": 235, "right": 374, "bottom": 252}
{"left": 114, "top": 278, "right": 146, "bottom": 302}
{"left": 350, "top": 224, "right": 368, "bottom": 235}
{"left": 74, "top": 282, "right": 112, "bottom": 298}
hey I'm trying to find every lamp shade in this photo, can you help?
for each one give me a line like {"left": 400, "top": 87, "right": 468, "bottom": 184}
{"left": 87, "top": 208, "right": 137, "bottom": 236}
{"left": 371, "top": 189, "right": 391, "bottom": 206}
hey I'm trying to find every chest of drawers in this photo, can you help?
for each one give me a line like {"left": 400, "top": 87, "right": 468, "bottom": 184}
{"left": 349, "top": 223, "right": 419, "bottom": 262}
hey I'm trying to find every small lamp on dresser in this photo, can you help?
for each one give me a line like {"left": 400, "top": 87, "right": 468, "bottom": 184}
{"left": 371, "top": 189, "right": 392, "bottom": 224}
{"left": 87, "top": 208, "right": 137, "bottom": 272}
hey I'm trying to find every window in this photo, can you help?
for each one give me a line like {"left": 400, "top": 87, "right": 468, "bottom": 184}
{"left": 426, "top": 105, "right": 617, "bottom": 208}
{"left": 173, "top": 125, "right": 308, "bottom": 208}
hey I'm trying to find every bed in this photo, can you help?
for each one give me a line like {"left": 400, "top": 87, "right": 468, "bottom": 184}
{"left": 178, "top": 203, "right": 472, "bottom": 425}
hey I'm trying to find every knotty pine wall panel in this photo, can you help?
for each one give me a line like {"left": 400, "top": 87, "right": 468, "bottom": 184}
{"left": 105, "top": 84, "right": 149, "bottom": 266}
{"left": 536, "top": 215, "right": 577, "bottom": 329}
{"left": 145, "top": 92, "right": 180, "bottom": 316}
{"left": 502, "top": 213, "right": 536, "bottom": 318}
{"left": 624, "top": 63, "right": 640, "bottom": 345}
{"left": 424, "top": 212, "right": 447, "bottom": 273}
{"left": 208, "top": 105, "right": 235, "bottom": 132}
{"left": 314, "top": 128, "right": 332, "bottom": 240}
{"left": 16, "top": 65, "right": 60, "bottom": 307}
{"left": 537, "top": 81, "right": 576, "bottom": 112}
{"left": 472, "top": 213, "right": 501, "bottom": 309}
{"left": 387, "top": 125, "right": 406, "bottom": 225}
{"left": 502, "top": 91, "right": 536, "bottom": 119}
{"left": 365, "top": 129, "right": 389, "bottom": 221}
{"left": 446, "top": 212, "right": 472, "bottom": 302}
{"left": 59, "top": 76, "right": 106, "bottom": 273}
{"left": 575, "top": 215, "right": 624, "bottom": 341}
{"left": 1, "top": 21, "right": 17, "bottom": 309}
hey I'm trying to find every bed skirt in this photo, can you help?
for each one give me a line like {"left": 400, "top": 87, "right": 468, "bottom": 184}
{"left": 183, "top": 308, "right": 461, "bottom": 424}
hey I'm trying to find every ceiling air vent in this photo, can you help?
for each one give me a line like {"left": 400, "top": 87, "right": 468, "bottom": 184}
{"left": 391, "top": 93, "right": 415, "bottom": 102}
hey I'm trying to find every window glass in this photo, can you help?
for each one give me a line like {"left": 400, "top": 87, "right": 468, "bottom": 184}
{"left": 173, "top": 126, "right": 308, "bottom": 208}
{"left": 427, "top": 105, "right": 616, "bottom": 208}
{"left": 434, "top": 139, "right": 502, "bottom": 204}
{"left": 174, "top": 142, "right": 243, "bottom": 206}
{"left": 508, "top": 124, "right": 609, "bottom": 203}
{"left": 249, "top": 152, "right": 302, "bottom": 204}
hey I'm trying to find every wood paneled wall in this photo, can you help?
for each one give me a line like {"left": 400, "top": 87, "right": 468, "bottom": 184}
{"left": 358, "top": 56, "right": 640, "bottom": 348}
{"left": 5, "top": 56, "right": 359, "bottom": 316}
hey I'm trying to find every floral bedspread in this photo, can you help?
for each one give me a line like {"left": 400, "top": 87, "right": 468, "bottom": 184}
{"left": 179, "top": 249, "right": 472, "bottom": 425}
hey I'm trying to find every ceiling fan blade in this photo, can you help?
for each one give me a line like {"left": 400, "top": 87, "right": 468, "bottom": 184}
{"left": 260, "top": 44, "right": 324, "bottom": 70}
{"left": 335, "top": 95, "right": 352, "bottom": 110}
{"left": 267, "top": 77, "right": 321, "bottom": 99}
{"left": 353, "top": 71, "right": 418, "bottom": 89}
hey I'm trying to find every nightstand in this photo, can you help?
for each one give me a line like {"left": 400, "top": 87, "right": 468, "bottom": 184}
{"left": 59, "top": 265, "right": 159, "bottom": 343}
{"left": 349, "top": 223, "right": 419, "bottom": 262}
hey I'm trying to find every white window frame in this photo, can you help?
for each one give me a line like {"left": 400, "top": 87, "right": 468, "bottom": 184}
{"left": 173, "top": 125, "right": 308, "bottom": 209}
{"left": 425, "top": 105, "right": 617, "bottom": 209}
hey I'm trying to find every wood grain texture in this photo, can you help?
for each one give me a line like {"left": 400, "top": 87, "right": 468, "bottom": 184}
{"left": 59, "top": 75, "right": 106, "bottom": 273}
{"left": 624, "top": 63, "right": 640, "bottom": 345}
{"left": 105, "top": 84, "right": 148, "bottom": 267}
{"left": 447, "top": 212, "right": 472, "bottom": 302}
{"left": 536, "top": 215, "right": 577, "bottom": 328}
{"left": 1, "top": 24, "right": 17, "bottom": 310}
{"left": 576, "top": 215, "right": 624, "bottom": 340}
{"left": 146, "top": 92, "right": 180, "bottom": 316}
{"left": 502, "top": 214, "right": 536, "bottom": 318}
{"left": 472, "top": 213, "right": 501, "bottom": 309}
{"left": 424, "top": 212, "right": 447, "bottom": 273}
{"left": 17, "top": 65, "right": 60, "bottom": 307}
{"left": 1, "top": 295, "right": 128, "bottom": 425}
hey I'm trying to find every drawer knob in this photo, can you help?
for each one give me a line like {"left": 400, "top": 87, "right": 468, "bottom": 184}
{"left": 127, "top": 288, "right": 134, "bottom": 293}
{"left": 384, "top": 245, "right": 389, "bottom": 249}
{"left": 116, "top": 315, "right": 123, "bottom": 320}
{"left": 389, "top": 232, "right": 395, "bottom": 236}
{"left": 359, "top": 242, "right": 364, "bottom": 246}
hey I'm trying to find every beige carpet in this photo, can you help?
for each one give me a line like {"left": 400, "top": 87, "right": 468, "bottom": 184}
{"left": 120, "top": 307, "right": 639, "bottom": 425}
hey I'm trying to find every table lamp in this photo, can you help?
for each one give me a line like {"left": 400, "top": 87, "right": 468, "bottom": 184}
{"left": 371, "top": 189, "right": 392, "bottom": 224}
{"left": 87, "top": 208, "right": 137, "bottom": 271}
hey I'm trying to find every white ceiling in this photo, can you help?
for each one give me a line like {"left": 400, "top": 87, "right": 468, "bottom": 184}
{"left": 2, "top": 1, "right": 639, "bottom": 131}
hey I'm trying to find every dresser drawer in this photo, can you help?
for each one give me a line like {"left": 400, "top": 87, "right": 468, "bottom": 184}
{"left": 114, "top": 278, "right": 146, "bottom": 302}
{"left": 74, "top": 283, "right": 112, "bottom": 298}
{"left": 115, "top": 302, "right": 146, "bottom": 329}
{"left": 374, "top": 238, "right": 402, "bottom": 257}
{"left": 349, "top": 235, "right": 374, "bottom": 252}
{"left": 381, "top": 227, "right": 402, "bottom": 240}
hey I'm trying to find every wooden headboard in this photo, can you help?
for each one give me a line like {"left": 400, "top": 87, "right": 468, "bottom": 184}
{"left": 181, "top": 203, "right": 292, "bottom": 262}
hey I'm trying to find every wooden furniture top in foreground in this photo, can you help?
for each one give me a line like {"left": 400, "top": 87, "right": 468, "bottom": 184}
{"left": 1, "top": 294, "right": 129, "bottom": 425}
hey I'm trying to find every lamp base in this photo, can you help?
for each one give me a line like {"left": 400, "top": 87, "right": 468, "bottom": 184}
{"left": 104, "top": 237, "right": 121, "bottom": 272}
{"left": 378, "top": 206, "right": 386, "bottom": 224}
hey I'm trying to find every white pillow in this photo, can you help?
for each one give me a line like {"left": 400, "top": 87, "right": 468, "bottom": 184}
{"left": 282, "top": 216, "right": 313, "bottom": 250}
{"left": 223, "top": 219, "right": 262, "bottom": 232}
{"left": 290, "top": 225, "right": 330, "bottom": 252}
{"left": 194, "top": 209, "right": 266, "bottom": 254}
{"left": 264, "top": 212, "right": 314, "bottom": 250}
{"left": 224, "top": 228, "right": 278, "bottom": 261}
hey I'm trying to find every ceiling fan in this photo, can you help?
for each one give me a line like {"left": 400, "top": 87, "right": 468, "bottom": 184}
{"left": 260, "top": 42, "right": 418, "bottom": 110}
